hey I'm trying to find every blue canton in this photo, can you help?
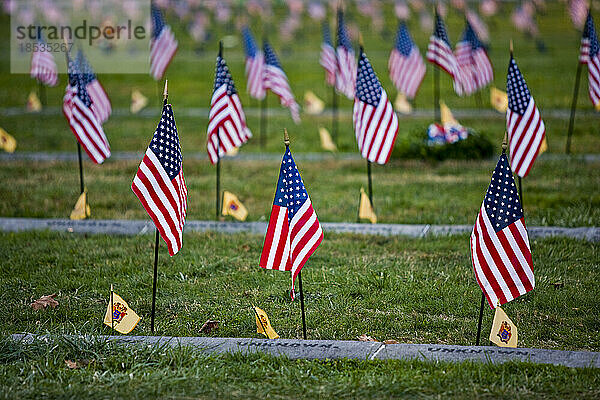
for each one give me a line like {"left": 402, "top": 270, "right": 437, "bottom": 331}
{"left": 322, "top": 22, "right": 332, "bottom": 46}
{"left": 213, "top": 56, "right": 237, "bottom": 95}
{"left": 67, "top": 55, "right": 79, "bottom": 87}
{"left": 336, "top": 10, "right": 353, "bottom": 51}
{"left": 484, "top": 154, "right": 523, "bottom": 232}
{"left": 507, "top": 57, "right": 531, "bottom": 115}
{"left": 587, "top": 14, "right": 599, "bottom": 57}
{"left": 395, "top": 23, "right": 414, "bottom": 56}
{"left": 77, "top": 50, "right": 96, "bottom": 86}
{"left": 150, "top": 104, "right": 182, "bottom": 180}
{"left": 434, "top": 14, "right": 451, "bottom": 46}
{"left": 462, "top": 21, "right": 483, "bottom": 50}
{"left": 263, "top": 41, "right": 282, "bottom": 68}
{"left": 151, "top": 5, "right": 165, "bottom": 39}
{"left": 356, "top": 51, "right": 382, "bottom": 106}
{"left": 242, "top": 27, "right": 258, "bottom": 58}
{"left": 273, "top": 148, "right": 309, "bottom": 220}
{"left": 74, "top": 71, "right": 93, "bottom": 107}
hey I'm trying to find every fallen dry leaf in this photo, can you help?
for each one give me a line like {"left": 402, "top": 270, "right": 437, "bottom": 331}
{"left": 65, "top": 359, "right": 93, "bottom": 369}
{"left": 199, "top": 320, "right": 219, "bottom": 333}
{"left": 357, "top": 334, "right": 378, "bottom": 342}
{"left": 31, "top": 294, "right": 59, "bottom": 310}
{"left": 383, "top": 339, "right": 399, "bottom": 344}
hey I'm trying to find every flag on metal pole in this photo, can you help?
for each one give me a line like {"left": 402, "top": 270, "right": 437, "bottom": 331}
{"left": 388, "top": 23, "right": 426, "bottom": 100}
{"left": 263, "top": 41, "right": 300, "bottom": 123}
{"left": 77, "top": 50, "right": 112, "bottom": 124}
{"left": 242, "top": 27, "right": 266, "bottom": 100}
{"left": 580, "top": 12, "right": 600, "bottom": 109}
{"left": 150, "top": 5, "right": 178, "bottom": 81}
{"left": 426, "top": 13, "right": 461, "bottom": 93}
{"left": 455, "top": 21, "right": 493, "bottom": 95}
{"left": 320, "top": 22, "right": 337, "bottom": 87}
{"left": 335, "top": 9, "right": 357, "bottom": 99}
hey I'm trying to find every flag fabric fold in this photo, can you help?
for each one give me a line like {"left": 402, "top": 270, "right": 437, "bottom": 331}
{"left": 77, "top": 50, "right": 112, "bottom": 124}
{"left": 335, "top": 9, "right": 357, "bottom": 99}
{"left": 580, "top": 12, "right": 600, "bottom": 109}
{"left": 455, "top": 21, "right": 493, "bottom": 95}
{"left": 242, "top": 27, "right": 266, "bottom": 100}
{"left": 263, "top": 41, "right": 300, "bottom": 123}
{"left": 150, "top": 5, "right": 178, "bottom": 81}
{"left": 320, "top": 22, "right": 337, "bottom": 87}
{"left": 426, "top": 13, "right": 461, "bottom": 93}
{"left": 30, "top": 37, "right": 58, "bottom": 87}
{"left": 388, "top": 23, "right": 426, "bottom": 100}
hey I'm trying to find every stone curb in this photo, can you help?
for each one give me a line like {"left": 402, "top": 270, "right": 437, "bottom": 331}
{"left": 9, "top": 334, "right": 600, "bottom": 368}
{"left": 0, "top": 218, "right": 598, "bottom": 241}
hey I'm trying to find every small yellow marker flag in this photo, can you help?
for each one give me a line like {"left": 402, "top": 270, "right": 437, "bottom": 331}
{"left": 225, "top": 146, "right": 239, "bottom": 156}
{"left": 131, "top": 89, "right": 148, "bottom": 114}
{"left": 359, "top": 187, "right": 377, "bottom": 224}
{"left": 304, "top": 91, "right": 325, "bottom": 115}
{"left": 104, "top": 291, "right": 141, "bottom": 334}
{"left": 26, "top": 91, "right": 42, "bottom": 112}
{"left": 0, "top": 128, "right": 17, "bottom": 153}
{"left": 490, "top": 86, "right": 508, "bottom": 113}
{"left": 394, "top": 92, "right": 412, "bottom": 114}
{"left": 538, "top": 136, "right": 548, "bottom": 156}
{"left": 319, "top": 127, "right": 337, "bottom": 152}
{"left": 253, "top": 306, "right": 279, "bottom": 339}
{"left": 489, "top": 306, "right": 518, "bottom": 348}
{"left": 222, "top": 191, "right": 248, "bottom": 221}
{"left": 70, "top": 192, "right": 90, "bottom": 220}
{"left": 440, "top": 101, "right": 459, "bottom": 126}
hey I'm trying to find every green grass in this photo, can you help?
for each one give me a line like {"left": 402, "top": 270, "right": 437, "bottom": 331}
{"left": 1, "top": 336, "right": 599, "bottom": 399}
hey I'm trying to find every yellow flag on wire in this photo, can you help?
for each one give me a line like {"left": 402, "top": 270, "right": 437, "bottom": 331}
{"left": 104, "top": 291, "right": 141, "bottom": 334}
{"left": 489, "top": 306, "right": 518, "bottom": 348}
{"left": 304, "top": 91, "right": 325, "bottom": 115}
{"left": 253, "top": 306, "right": 279, "bottom": 339}
{"left": 70, "top": 191, "right": 90, "bottom": 220}
{"left": 319, "top": 127, "right": 337, "bottom": 152}
{"left": 490, "top": 86, "right": 508, "bottom": 113}
{"left": 0, "top": 128, "right": 17, "bottom": 153}
{"left": 222, "top": 191, "right": 248, "bottom": 221}
{"left": 440, "top": 101, "right": 459, "bottom": 126}
{"left": 359, "top": 187, "right": 377, "bottom": 224}
{"left": 538, "top": 136, "right": 548, "bottom": 155}
{"left": 394, "top": 92, "right": 412, "bottom": 114}
{"left": 131, "top": 89, "right": 148, "bottom": 114}
{"left": 26, "top": 91, "right": 42, "bottom": 112}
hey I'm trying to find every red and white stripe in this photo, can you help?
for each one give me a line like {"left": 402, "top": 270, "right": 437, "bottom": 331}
{"left": 470, "top": 204, "right": 534, "bottom": 308}
{"left": 245, "top": 52, "right": 266, "bottom": 100}
{"left": 454, "top": 41, "right": 477, "bottom": 96}
{"left": 150, "top": 26, "right": 178, "bottom": 80}
{"left": 264, "top": 65, "right": 300, "bottom": 123}
{"left": 132, "top": 149, "right": 187, "bottom": 256}
{"left": 588, "top": 52, "right": 600, "bottom": 108}
{"left": 62, "top": 84, "right": 76, "bottom": 121}
{"left": 507, "top": 97, "right": 546, "bottom": 178}
{"left": 472, "top": 48, "right": 494, "bottom": 89}
{"left": 426, "top": 36, "right": 459, "bottom": 79}
{"left": 87, "top": 80, "right": 111, "bottom": 124}
{"left": 68, "top": 94, "right": 111, "bottom": 164}
{"left": 336, "top": 47, "right": 357, "bottom": 99}
{"left": 353, "top": 88, "right": 399, "bottom": 164}
{"left": 207, "top": 85, "right": 252, "bottom": 164}
{"left": 30, "top": 49, "right": 58, "bottom": 87}
{"left": 580, "top": 37, "right": 590, "bottom": 63}
{"left": 569, "top": 0, "right": 589, "bottom": 30}
{"left": 388, "top": 47, "right": 426, "bottom": 99}
{"left": 320, "top": 42, "right": 337, "bottom": 86}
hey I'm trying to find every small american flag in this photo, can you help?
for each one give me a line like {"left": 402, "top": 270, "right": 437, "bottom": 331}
{"left": 320, "top": 22, "right": 337, "bottom": 87}
{"left": 470, "top": 153, "right": 534, "bottom": 308}
{"left": 132, "top": 102, "right": 187, "bottom": 256}
{"left": 242, "top": 27, "right": 266, "bottom": 100}
{"left": 30, "top": 37, "right": 58, "bottom": 87}
{"left": 388, "top": 23, "right": 426, "bottom": 100}
{"left": 569, "top": 0, "right": 589, "bottom": 30}
{"left": 77, "top": 50, "right": 111, "bottom": 124}
{"left": 150, "top": 5, "right": 178, "bottom": 81}
{"left": 353, "top": 50, "right": 399, "bottom": 165}
{"left": 64, "top": 54, "right": 111, "bottom": 164}
{"left": 581, "top": 12, "right": 600, "bottom": 109}
{"left": 506, "top": 56, "right": 545, "bottom": 178}
{"left": 207, "top": 54, "right": 252, "bottom": 164}
{"left": 426, "top": 13, "right": 460, "bottom": 88}
{"left": 259, "top": 146, "right": 323, "bottom": 300}
{"left": 335, "top": 9, "right": 357, "bottom": 100}
{"left": 455, "top": 21, "right": 493, "bottom": 95}
{"left": 580, "top": 11, "right": 593, "bottom": 63}
{"left": 263, "top": 41, "right": 300, "bottom": 123}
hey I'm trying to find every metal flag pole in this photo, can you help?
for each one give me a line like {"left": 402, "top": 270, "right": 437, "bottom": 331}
{"left": 38, "top": 81, "right": 47, "bottom": 107}
{"left": 331, "top": 10, "right": 340, "bottom": 144}
{"left": 110, "top": 284, "right": 114, "bottom": 332}
{"left": 284, "top": 128, "right": 308, "bottom": 340}
{"left": 150, "top": 80, "right": 168, "bottom": 334}
{"left": 252, "top": 305, "right": 269, "bottom": 337}
{"left": 367, "top": 160, "right": 373, "bottom": 209}
{"left": 216, "top": 42, "right": 223, "bottom": 220}
{"left": 433, "top": 4, "right": 440, "bottom": 122}
{"left": 565, "top": 61, "right": 583, "bottom": 154}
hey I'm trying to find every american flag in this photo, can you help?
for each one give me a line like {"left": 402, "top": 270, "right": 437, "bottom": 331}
{"left": 470, "top": 153, "right": 534, "bottom": 308}
{"left": 259, "top": 146, "right": 323, "bottom": 299}
{"left": 426, "top": 13, "right": 460, "bottom": 88}
{"left": 506, "top": 56, "right": 545, "bottom": 178}
{"left": 581, "top": 12, "right": 600, "bottom": 109}
{"left": 335, "top": 9, "right": 357, "bottom": 100}
{"left": 242, "top": 27, "right": 266, "bottom": 100}
{"left": 569, "top": 0, "right": 589, "bottom": 30}
{"left": 388, "top": 23, "right": 426, "bottom": 100}
{"left": 132, "top": 102, "right": 187, "bottom": 256}
{"left": 263, "top": 41, "right": 300, "bottom": 123}
{"left": 77, "top": 50, "right": 111, "bottom": 124}
{"left": 150, "top": 5, "right": 178, "bottom": 81}
{"left": 455, "top": 21, "right": 493, "bottom": 95}
{"left": 320, "top": 22, "right": 337, "bottom": 87}
{"left": 353, "top": 50, "right": 399, "bottom": 164}
{"left": 30, "top": 37, "right": 58, "bottom": 87}
{"left": 207, "top": 54, "right": 252, "bottom": 164}
{"left": 63, "top": 54, "right": 111, "bottom": 164}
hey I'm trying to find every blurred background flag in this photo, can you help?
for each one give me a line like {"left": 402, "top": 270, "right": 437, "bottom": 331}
{"left": 242, "top": 27, "right": 266, "bottom": 100}
{"left": 569, "top": 0, "right": 589, "bottom": 30}
{"left": 221, "top": 191, "right": 248, "bottom": 221}
{"left": 150, "top": 4, "right": 178, "bottom": 81}
{"left": 207, "top": 53, "right": 252, "bottom": 164}
{"left": 70, "top": 191, "right": 90, "bottom": 220}
{"left": 132, "top": 102, "right": 187, "bottom": 256}
{"left": 319, "top": 127, "right": 337, "bottom": 152}
{"left": 304, "top": 91, "right": 325, "bottom": 115}
{"left": 490, "top": 86, "right": 508, "bottom": 113}
{"left": 455, "top": 20, "right": 493, "bottom": 95}
{"left": 77, "top": 50, "right": 111, "bottom": 124}
{"left": 320, "top": 22, "right": 337, "bottom": 87}
{"left": 131, "top": 89, "right": 148, "bottom": 114}
{"left": 263, "top": 41, "right": 300, "bottom": 123}
{"left": 103, "top": 291, "right": 140, "bottom": 334}
{"left": 359, "top": 187, "right": 377, "bottom": 224}
{"left": 30, "top": 35, "right": 58, "bottom": 87}
{"left": 353, "top": 50, "right": 399, "bottom": 165}
{"left": 470, "top": 153, "right": 534, "bottom": 309}
{"left": 426, "top": 13, "right": 460, "bottom": 92}
{"left": 253, "top": 306, "right": 279, "bottom": 339}
{"left": 506, "top": 56, "right": 546, "bottom": 178}
{"left": 259, "top": 146, "right": 323, "bottom": 299}
{"left": 335, "top": 9, "right": 357, "bottom": 99}
{"left": 579, "top": 11, "right": 593, "bottom": 63}
{"left": 388, "top": 23, "right": 426, "bottom": 100}
{"left": 26, "top": 91, "right": 42, "bottom": 112}
{"left": 0, "top": 127, "right": 16, "bottom": 153}
{"left": 581, "top": 12, "right": 600, "bottom": 110}
{"left": 489, "top": 306, "right": 518, "bottom": 347}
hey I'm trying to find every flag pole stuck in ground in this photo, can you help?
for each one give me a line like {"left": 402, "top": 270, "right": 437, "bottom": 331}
{"left": 565, "top": 61, "right": 583, "bottom": 154}
{"left": 110, "top": 283, "right": 114, "bottom": 332}
{"left": 216, "top": 42, "right": 223, "bottom": 220}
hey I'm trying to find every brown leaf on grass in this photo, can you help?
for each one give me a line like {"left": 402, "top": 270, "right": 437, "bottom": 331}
{"left": 65, "top": 359, "right": 93, "bottom": 369}
{"left": 383, "top": 339, "right": 399, "bottom": 344}
{"left": 357, "top": 334, "right": 378, "bottom": 342}
{"left": 241, "top": 244, "right": 250, "bottom": 252}
{"left": 199, "top": 320, "right": 219, "bottom": 333}
{"left": 30, "top": 294, "right": 59, "bottom": 310}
